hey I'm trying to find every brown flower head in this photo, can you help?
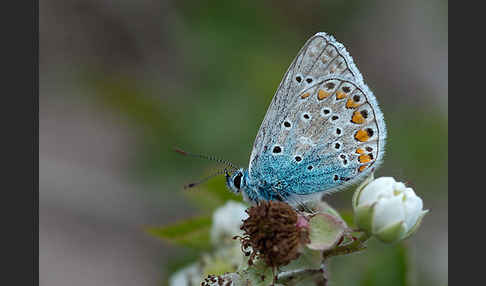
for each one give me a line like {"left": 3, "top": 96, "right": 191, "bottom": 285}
{"left": 235, "top": 201, "right": 310, "bottom": 268}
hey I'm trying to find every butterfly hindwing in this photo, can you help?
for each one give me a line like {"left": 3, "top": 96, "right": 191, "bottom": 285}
{"left": 250, "top": 33, "right": 364, "bottom": 171}
{"left": 248, "top": 33, "right": 386, "bottom": 201}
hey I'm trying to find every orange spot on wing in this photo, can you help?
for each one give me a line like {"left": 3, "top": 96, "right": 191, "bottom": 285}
{"left": 355, "top": 130, "right": 370, "bottom": 142}
{"left": 356, "top": 148, "right": 365, "bottom": 154}
{"left": 346, "top": 99, "right": 360, "bottom": 109}
{"left": 336, "top": 91, "right": 347, "bottom": 99}
{"left": 318, "top": 90, "right": 330, "bottom": 100}
{"left": 358, "top": 165, "right": 368, "bottom": 172}
{"left": 358, "top": 154, "right": 372, "bottom": 163}
{"left": 301, "top": 92, "right": 310, "bottom": 99}
{"left": 351, "top": 111, "right": 365, "bottom": 124}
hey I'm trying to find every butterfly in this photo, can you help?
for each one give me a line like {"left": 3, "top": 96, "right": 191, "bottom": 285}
{"left": 180, "top": 32, "right": 386, "bottom": 208}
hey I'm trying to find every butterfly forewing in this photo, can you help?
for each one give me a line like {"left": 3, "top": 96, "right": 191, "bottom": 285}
{"left": 248, "top": 32, "right": 386, "bottom": 198}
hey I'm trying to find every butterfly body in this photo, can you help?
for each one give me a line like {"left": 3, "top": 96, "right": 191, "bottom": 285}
{"left": 225, "top": 32, "right": 386, "bottom": 206}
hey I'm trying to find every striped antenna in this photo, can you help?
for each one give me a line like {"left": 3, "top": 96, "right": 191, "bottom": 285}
{"left": 183, "top": 169, "right": 227, "bottom": 190}
{"left": 174, "top": 148, "right": 238, "bottom": 171}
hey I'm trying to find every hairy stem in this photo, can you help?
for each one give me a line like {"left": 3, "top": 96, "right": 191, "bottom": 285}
{"left": 322, "top": 232, "right": 371, "bottom": 260}
{"left": 277, "top": 267, "right": 327, "bottom": 286}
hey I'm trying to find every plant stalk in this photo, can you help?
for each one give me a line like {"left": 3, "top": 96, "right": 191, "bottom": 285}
{"left": 322, "top": 232, "right": 371, "bottom": 260}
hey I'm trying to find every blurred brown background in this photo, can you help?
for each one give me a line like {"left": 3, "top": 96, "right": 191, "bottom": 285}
{"left": 40, "top": 0, "right": 447, "bottom": 285}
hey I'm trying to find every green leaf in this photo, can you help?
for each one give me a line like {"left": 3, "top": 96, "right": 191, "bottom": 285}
{"left": 146, "top": 215, "right": 212, "bottom": 249}
{"left": 204, "top": 176, "right": 245, "bottom": 203}
{"left": 307, "top": 213, "right": 346, "bottom": 251}
{"left": 184, "top": 176, "right": 246, "bottom": 211}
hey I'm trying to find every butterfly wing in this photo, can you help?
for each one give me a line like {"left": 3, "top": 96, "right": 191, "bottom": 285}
{"left": 248, "top": 32, "right": 386, "bottom": 200}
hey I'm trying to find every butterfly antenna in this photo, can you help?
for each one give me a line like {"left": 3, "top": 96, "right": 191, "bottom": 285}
{"left": 183, "top": 169, "right": 227, "bottom": 190}
{"left": 174, "top": 148, "right": 238, "bottom": 171}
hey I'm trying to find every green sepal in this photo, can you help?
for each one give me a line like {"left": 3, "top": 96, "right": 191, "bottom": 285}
{"left": 240, "top": 259, "right": 275, "bottom": 286}
{"left": 280, "top": 246, "right": 322, "bottom": 272}
{"left": 352, "top": 172, "right": 375, "bottom": 210}
{"left": 307, "top": 213, "right": 346, "bottom": 251}
{"left": 402, "top": 210, "right": 429, "bottom": 241}
{"left": 145, "top": 215, "right": 212, "bottom": 249}
{"left": 375, "top": 220, "right": 407, "bottom": 243}
{"left": 353, "top": 203, "right": 376, "bottom": 233}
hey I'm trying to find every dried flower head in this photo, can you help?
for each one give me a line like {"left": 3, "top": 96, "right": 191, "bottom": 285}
{"left": 235, "top": 201, "right": 310, "bottom": 268}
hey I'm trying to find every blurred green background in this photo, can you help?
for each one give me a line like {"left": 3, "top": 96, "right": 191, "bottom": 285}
{"left": 40, "top": 0, "right": 447, "bottom": 285}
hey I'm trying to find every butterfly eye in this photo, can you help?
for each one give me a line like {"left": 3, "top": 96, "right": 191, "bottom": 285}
{"left": 295, "top": 76, "right": 302, "bottom": 83}
{"left": 306, "top": 77, "right": 313, "bottom": 84}
{"left": 233, "top": 172, "right": 243, "bottom": 189}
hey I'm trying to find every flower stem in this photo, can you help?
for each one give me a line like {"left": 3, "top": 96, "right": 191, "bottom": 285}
{"left": 277, "top": 267, "right": 327, "bottom": 285}
{"left": 322, "top": 232, "right": 371, "bottom": 260}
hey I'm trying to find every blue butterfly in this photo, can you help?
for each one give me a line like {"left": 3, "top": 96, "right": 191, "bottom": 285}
{"left": 182, "top": 32, "right": 386, "bottom": 207}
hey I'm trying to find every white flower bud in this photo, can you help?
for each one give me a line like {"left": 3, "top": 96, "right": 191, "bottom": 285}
{"left": 352, "top": 176, "right": 428, "bottom": 243}
{"left": 210, "top": 201, "right": 248, "bottom": 245}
